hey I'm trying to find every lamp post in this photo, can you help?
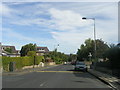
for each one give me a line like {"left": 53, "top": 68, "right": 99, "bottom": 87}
{"left": 54, "top": 44, "right": 59, "bottom": 51}
{"left": 82, "top": 17, "right": 97, "bottom": 62}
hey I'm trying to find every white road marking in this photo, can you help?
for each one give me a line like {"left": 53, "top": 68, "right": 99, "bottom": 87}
{"left": 40, "top": 82, "right": 46, "bottom": 87}
{"left": 107, "top": 85, "right": 112, "bottom": 88}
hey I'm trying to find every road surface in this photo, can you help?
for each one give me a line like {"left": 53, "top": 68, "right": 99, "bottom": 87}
{"left": 2, "top": 64, "right": 111, "bottom": 88}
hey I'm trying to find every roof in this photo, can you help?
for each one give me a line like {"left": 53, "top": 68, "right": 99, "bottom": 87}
{"left": 37, "top": 47, "right": 49, "bottom": 52}
{"left": 2, "top": 45, "right": 17, "bottom": 53}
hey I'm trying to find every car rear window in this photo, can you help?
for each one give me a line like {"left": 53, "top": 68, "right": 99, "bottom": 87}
{"left": 76, "top": 62, "right": 85, "bottom": 65}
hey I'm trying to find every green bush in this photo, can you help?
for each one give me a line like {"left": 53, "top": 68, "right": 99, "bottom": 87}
{"left": 2, "top": 56, "right": 44, "bottom": 71}
{"left": 35, "top": 56, "right": 44, "bottom": 65}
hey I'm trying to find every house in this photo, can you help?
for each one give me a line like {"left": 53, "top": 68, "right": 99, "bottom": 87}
{"left": 2, "top": 45, "right": 17, "bottom": 53}
{"left": 1, "top": 45, "right": 20, "bottom": 57}
{"left": 36, "top": 47, "right": 49, "bottom": 56}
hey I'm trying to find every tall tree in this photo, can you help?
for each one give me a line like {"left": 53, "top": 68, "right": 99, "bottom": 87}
{"left": 77, "top": 38, "right": 109, "bottom": 61}
{"left": 96, "top": 39, "right": 109, "bottom": 58}
{"left": 20, "top": 43, "right": 36, "bottom": 56}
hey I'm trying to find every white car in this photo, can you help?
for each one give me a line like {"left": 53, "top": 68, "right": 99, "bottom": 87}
{"left": 74, "top": 62, "right": 87, "bottom": 71}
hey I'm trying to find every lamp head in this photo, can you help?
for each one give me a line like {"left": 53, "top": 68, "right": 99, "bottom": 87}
{"left": 82, "top": 17, "right": 87, "bottom": 19}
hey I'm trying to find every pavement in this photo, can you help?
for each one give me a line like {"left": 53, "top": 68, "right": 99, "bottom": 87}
{"left": 88, "top": 69, "right": 120, "bottom": 90}
{"left": 2, "top": 64, "right": 59, "bottom": 76}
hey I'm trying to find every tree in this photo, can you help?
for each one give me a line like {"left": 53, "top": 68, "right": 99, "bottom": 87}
{"left": 96, "top": 39, "right": 109, "bottom": 58}
{"left": 77, "top": 39, "right": 94, "bottom": 61}
{"left": 77, "top": 38, "right": 109, "bottom": 61}
{"left": 45, "top": 49, "right": 69, "bottom": 64}
{"left": 20, "top": 43, "right": 36, "bottom": 56}
{"left": 68, "top": 54, "right": 77, "bottom": 62}
{"left": 27, "top": 51, "right": 36, "bottom": 57}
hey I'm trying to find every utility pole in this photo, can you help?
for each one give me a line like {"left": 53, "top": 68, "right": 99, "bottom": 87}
{"left": 33, "top": 56, "right": 36, "bottom": 68}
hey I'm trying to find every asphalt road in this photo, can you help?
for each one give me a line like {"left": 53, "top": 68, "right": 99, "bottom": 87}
{"left": 2, "top": 64, "right": 111, "bottom": 88}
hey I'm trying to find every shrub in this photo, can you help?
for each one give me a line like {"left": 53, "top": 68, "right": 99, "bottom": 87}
{"left": 35, "top": 56, "right": 44, "bottom": 65}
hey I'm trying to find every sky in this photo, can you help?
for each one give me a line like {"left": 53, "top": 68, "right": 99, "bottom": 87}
{"left": 1, "top": 2, "right": 118, "bottom": 54}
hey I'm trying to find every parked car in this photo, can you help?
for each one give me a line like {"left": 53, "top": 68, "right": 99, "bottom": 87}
{"left": 74, "top": 62, "right": 87, "bottom": 72}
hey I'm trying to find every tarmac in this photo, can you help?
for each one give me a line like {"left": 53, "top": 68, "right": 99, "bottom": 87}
{"left": 2, "top": 64, "right": 120, "bottom": 90}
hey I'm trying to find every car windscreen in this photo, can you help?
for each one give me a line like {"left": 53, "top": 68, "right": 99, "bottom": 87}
{"left": 76, "top": 62, "right": 85, "bottom": 65}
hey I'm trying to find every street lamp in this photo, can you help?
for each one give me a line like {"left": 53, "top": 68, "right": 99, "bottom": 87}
{"left": 54, "top": 44, "right": 59, "bottom": 51}
{"left": 82, "top": 17, "right": 97, "bottom": 61}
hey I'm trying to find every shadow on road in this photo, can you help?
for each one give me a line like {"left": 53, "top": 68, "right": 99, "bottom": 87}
{"left": 66, "top": 68, "right": 95, "bottom": 80}
{"left": 74, "top": 80, "right": 86, "bottom": 83}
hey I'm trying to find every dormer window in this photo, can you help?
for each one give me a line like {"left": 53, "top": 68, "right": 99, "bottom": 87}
{"left": 38, "top": 48, "right": 45, "bottom": 51}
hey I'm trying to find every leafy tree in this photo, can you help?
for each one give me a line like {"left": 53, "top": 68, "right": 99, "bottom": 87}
{"left": 96, "top": 39, "right": 109, "bottom": 58}
{"left": 77, "top": 38, "right": 109, "bottom": 61}
{"left": 20, "top": 43, "right": 36, "bottom": 56}
{"left": 4, "top": 48, "right": 13, "bottom": 53}
{"left": 45, "top": 49, "right": 69, "bottom": 64}
{"left": 77, "top": 39, "right": 94, "bottom": 61}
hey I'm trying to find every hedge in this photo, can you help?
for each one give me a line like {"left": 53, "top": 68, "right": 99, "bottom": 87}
{"left": 96, "top": 47, "right": 120, "bottom": 69}
{"left": 95, "top": 60, "right": 111, "bottom": 69}
{"left": 2, "top": 56, "right": 44, "bottom": 71}
{"left": 105, "top": 47, "right": 120, "bottom": 69}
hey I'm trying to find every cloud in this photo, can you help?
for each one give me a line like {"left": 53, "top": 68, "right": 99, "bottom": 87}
{"left": 1, "top": 3, "right": 18, "bottom": 17}
{"left": 51, "top": 27, "right": 94, "bottom": 53}
{"left": 2, "top": 2, "right": 118, "bottom": 53}
{"left": 2, "top": 28, "right": 56, "bottom": 48}
{"left": 0, "top": 4, "right": 11, "bottom": 16}
{"left": 2, "top": 3, "right": 52, "bottom": 27}
{"left": 49, "top": 8, "right": 92, "bottom": 31}
{"left": 2, "top": 0, "right": 119, "bottom": 2}
{"left": 48, "top": 7, "right": 118, "bottom": 53}
{"left": 2, "top": 4, "right": 92, "bottom": 30}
